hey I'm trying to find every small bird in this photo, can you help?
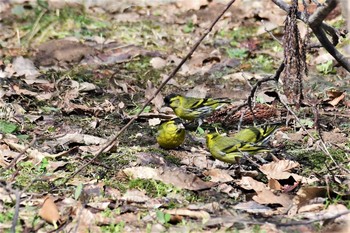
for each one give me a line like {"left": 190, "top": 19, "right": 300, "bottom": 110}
{"left": 156, "top": 118, "right": 186, "bottom": 149}
{"left": 232, "top": 125, "right": 278, "bottom": 144}
{"left": 206, "top": 133, "right": 270, "bottom": 164}
{"left": 164, "top": 94, "right": 231, "bottom": 121}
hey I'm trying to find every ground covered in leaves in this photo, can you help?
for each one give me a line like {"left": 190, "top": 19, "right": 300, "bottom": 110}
{"left": 1, "top": 0, "right": 350, "bottom": 232}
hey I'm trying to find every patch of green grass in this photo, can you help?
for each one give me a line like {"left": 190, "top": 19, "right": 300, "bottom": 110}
{"left": 8, "top": 161, "right": 51, "bottom": 192}
{"left": 0, "top": 120, "right": 18, "bottom": 134}
{"left": 11, "top": 1, "right": 109, "bottom": 45}
{"left": 316, "top": 60, "right": 336, "bottom": 75}
{"left": 101, "top": 221, "right": 125, "bottom": 233}
{"left": 0, "top": 208, "right": 14, "bottom": 223}
{"left": 226, "top": 48, "right": 248, "bottom": 59}
{"left": 250, "top": 54, "right": 275, "bottom": 73}
{"left": 128, "top": 178, "right": 178, "bottom": 198}
{"left": 290, "top": 149, "right": 349, "bottom": 176}
{"left": 163, "top": 154, "right": 182, "bottom": 165}
{"left": 225, "top": 27, "right": 258, "bottom": 43}
{"left": 183, "top": 20, "right": 195, "bottom": 33}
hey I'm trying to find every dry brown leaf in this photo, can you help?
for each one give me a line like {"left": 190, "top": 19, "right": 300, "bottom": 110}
{"left": 145, "top": 80, "right": 164, "bottom": 110}
{"left": 203, "top": 169, "right": 233, "bottom": 183}
{"left": 253, "top": 189, "right": 292, "bottom": 208}
{"left": 328, "top": 93, "right": 345, "bottom": 106}
{"left": 217, "top": 183, "right": 239, "bottom": 198}
{"left": 55, "top": 133, "right": 107, "bottom": 146}
{"left": 238, "top": 176, "right": 266, "bottom": 192}
{"left": 185, "top": 84, "right": 207, "bottom": 98}
{"left": 268, "top": 178, "right": 282, "bottom": 191}
{"left": 165, "top": 208, "right": 210, "bottom": 222}
{"left": 123, "top": 166, "right": 215, "bottom": 191}
{"left": 293, "top": 186, "right": 328, "bottom": 210}
{"left": 121, "top": 189, "right": 150, "bottom": 203}
{"left": 12, "top": 56, "right": 40, "bottom": 79}
{"left": 298, "top": 203, "right": 324, "bottom": 213}
{"left": 38, "top": 195, "right": 60, "bottom": 228}
{"left": 259, "top": 160, "right": 300, "bottom": 180}
{"left": 234, "top": 201, "right": 273, "bottom": 214}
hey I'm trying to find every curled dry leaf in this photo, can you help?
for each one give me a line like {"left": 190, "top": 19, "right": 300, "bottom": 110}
{"left": 328, "top": 93, "right": 345, "bottom": 106}
{"left": 121, "top": 189, "right": 150, "bottom": 203}
{"left": 293, "top": 186, "right": 328, "bottom": 209}
{"left": 38, "top": 195, "right": 60, "bottom": 228}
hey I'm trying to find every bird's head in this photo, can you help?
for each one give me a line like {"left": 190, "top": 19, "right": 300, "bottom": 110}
{"left": 164, "top": 94, "right": 181, "bottom": 108}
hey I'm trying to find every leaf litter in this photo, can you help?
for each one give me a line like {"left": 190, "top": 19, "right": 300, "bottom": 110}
{"left": 0, "top": 0, "right": 350, "bottom": 232}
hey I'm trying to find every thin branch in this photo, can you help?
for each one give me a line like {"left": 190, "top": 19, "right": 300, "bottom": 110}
{"left": 272, "top": 0, "right": 350, "bottom": 72}
{"left": 10, "top": 189, "right": 20, "bottom": 233}
{"left": 308, "top": 0, "right": 337, "bottom": 27}
{"left": 49, "top": 0, "right": 238, "bottom": 191}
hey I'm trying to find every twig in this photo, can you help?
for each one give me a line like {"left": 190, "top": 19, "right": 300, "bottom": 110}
{"left": 49, "top": 0, "right": 238, "bottom": 191}
{"left": 10, "top": 189, "right": 20, "bottom": 233}
{"left": 222, "top": 62, "right": 285, "bottom": 128}
{"left": 272, "top": 0, "right": 350, "bottom": 72}
{"left": 261, "top": 19, "right": 282, "bottom": 45}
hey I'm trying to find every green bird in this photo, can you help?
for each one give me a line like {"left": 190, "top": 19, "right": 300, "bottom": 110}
{"left": 164, "top": 94, "right": 231, "bottom": 121}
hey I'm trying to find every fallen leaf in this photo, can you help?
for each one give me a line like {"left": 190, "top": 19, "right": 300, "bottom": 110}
{"left": 12, "top": 56, "right": 40, "bottom": 79}
{"left": 203, "top": 169, "right": 233, "bottom": 183}
{"left": 185, "top": 84, "right": 207, "bottom": 98}
{"left": 150, "top": 57, "right": 167, "bottom": 69}
{"left": 253, "top": 189, "right": 292, "bottom": 208}
{"left": 238, "top": 176, "right": 266, "bottom": 192}
{"left": 121, "top": 189, "right": 150, "bottom": 203}
{"left": 259, "top": 160, "right": 300, "bottom": 180}
{"left": 293, "top": 186, "right": 328, "bottom": 209}
{"left": 145, "top": 80, "right": 164, "bottom": 110}
{"left": 39, "top": 195, "right": 60, "bottom": 228}
{"left": 328, "top": 93, "right": 345, "bottom": 106}
{"left": 123, "top": 166, "right": 215, "bottom": 191}
{"left": 234, "top": 201, "right": 273, "bottom": 214}
{"left": 164, "top": 209, "right": 210, "bottom": 222}
{"left": 148, "top": 118, "right": 161, "bottom": 127}
{"left": 55, "top": 133, "right": 107, "bottom": 146}
{"left": 268, "top": 178, "right": 282, "bottom": 191}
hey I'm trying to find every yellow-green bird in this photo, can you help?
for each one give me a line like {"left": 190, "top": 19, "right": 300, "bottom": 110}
{"left": 206, "top": 133, "right": 269, "bottom": 163}
{"left": 164, "top": 94, "right": 231, "bottom": 121}
{"left": 232, "top": 125, "right": 278, "bottom": 144}
{"left": 156, "top": 118, "right": 186, "bottom": 149}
